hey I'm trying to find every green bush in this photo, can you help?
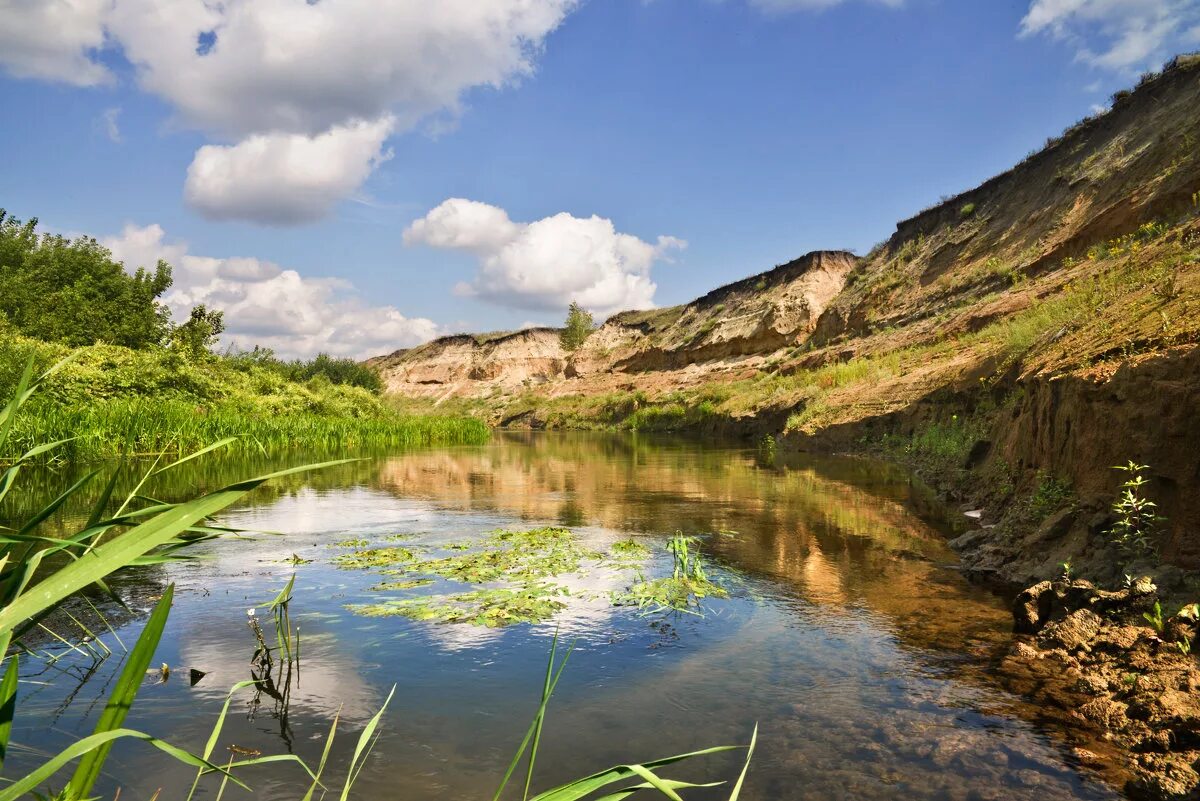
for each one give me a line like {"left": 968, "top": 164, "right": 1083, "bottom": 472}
{"left": 0, "top": 333, "right": 486, "bottom": 460}
{"left": 0, "top": 210, "right": 174, "bottom": 349}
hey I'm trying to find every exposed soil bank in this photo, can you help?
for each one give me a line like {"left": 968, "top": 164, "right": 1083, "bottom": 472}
{"left": 781, "top": 342, "right": 1200, "bottom": 587}
{"left": 1002, "top": 578, "right": 1200, "bottom": 800}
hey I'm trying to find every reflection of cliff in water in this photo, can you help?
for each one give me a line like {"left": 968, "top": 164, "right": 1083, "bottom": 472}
{"left": 369, "top": 432, "right": 1010, "bottom": 656}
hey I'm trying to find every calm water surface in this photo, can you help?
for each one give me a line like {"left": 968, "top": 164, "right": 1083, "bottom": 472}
{"left": 10, "top": 432, "right": 1119, "bottom": 800}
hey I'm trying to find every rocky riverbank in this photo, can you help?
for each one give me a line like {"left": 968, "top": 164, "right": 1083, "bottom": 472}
{"left": 1000, "top": 577, "right": 1200, "bottom": 800}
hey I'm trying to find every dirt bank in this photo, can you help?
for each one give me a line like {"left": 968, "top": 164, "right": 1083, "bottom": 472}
{"left": 1001, "top": 577, "right": 1200, "bottom": 800}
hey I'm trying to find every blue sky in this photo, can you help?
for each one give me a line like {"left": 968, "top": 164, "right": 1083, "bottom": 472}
{"left": 1, "top": 0, "right": 1198, "bottom": 357}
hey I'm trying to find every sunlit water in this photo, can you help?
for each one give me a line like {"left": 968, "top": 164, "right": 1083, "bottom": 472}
{"left": 8, "top": 432, "right": 1119, "bottom": 800}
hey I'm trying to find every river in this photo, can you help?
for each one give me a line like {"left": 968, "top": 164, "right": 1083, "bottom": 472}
{"left": 8, "top": 432, "right": 1119, "bottom": 800}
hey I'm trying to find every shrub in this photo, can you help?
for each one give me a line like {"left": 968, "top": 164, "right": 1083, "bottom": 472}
{"left": 559, "top": 301, "right": 594, "bottom": 351}
{"left": 1109, "top": 461, "right": 1163, "bottom": 560}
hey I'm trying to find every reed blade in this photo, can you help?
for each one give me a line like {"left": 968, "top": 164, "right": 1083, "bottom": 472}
{"left": 67, "top": 586, "right": 175, "bottom": 799}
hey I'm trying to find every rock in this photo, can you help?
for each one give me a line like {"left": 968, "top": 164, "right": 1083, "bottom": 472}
{"left": 1078, "top": 697, "right": 1129, "bottom": 730}
{"left": 1012, "top": 640, "right": 1041, "bottom": 660}
{"left": 1094, "top": 624, "right": 1144, "bottom": 652}
{"left": 1040, "top": 609, "right": 1104, "bottom": 650}
{"left": 1013, "top": 580, "right": 1056, "bottom": 633}
{"left": 1128, "top": 755, "right": 1200, "bottom": 801}
{"left": 1075, "top": 673, "right": 1111, "bottom": 695}
{"left": 948, "top": 528, "right": 991, "bottom": 552}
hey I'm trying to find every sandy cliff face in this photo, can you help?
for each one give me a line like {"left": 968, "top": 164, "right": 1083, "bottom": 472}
{"left": 813, "top": 54, "right": 1200, "bottom": 347}
{"left": 370, "top": 249, "right": 856, "bottom": 398}
{"left": 368, "top": 328, "right": 567, "bottom": 398}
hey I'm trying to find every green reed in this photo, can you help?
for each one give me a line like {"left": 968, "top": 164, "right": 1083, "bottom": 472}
{"left": 0, "top": 396, "right": 489, "bottom": 462}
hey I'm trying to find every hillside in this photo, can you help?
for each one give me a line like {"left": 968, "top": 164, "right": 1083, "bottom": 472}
{"left": 373, "top": 54, "right": 1200, "bottom": 580}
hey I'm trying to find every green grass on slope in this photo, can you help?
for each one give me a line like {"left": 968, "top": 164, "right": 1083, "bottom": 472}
{"left": 0, "top": 333, "right": 489, "bottom": 461}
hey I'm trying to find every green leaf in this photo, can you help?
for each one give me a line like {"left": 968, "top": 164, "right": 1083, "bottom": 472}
{"left": 527, "top": 745, "right": 745, "bottom": 801}
{"left": 0, "top": 728, "right": 242, "bottom": 801}
{"left": 339, "top": 684, "right": 395, "bottom": 801}
{"left": 66, "top": 586, "right": 174, "bottom": 798}
{"left": 0, "top": 459, "right": 356, "bottom": 636}
{"left": 153, "top": 438, "right": 237, "bottom": 475}
{"left": 0, "top": 653, "right": 18, "bottom": 773}
{"left": 726, "top": 724, "right": 756, "bottom": 801}
{"left": 184, "top": 680, "right": 262, "bottom": 801}
{"left": 301, "top": 712, "right": 340, "bottom": 801}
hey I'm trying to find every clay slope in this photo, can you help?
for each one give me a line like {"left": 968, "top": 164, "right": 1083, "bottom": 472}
{"left": 371, "top": 249, "right": 856, "bottom": 397}
{"left": 814, "top": 53, "right": 1200, "bottom": 346}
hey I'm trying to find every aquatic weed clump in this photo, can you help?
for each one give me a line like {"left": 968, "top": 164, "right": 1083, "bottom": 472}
{"left": 613, "top": 533, "right": 729, "bottom": 615}
{"left": 344, "top": 527, "right": 611, "bottom": 626}
{"left": 357, "top": 584, "right": 571, "bottom": 627}
{"left": 332, "top": 546, "right": 417, "bottom": 568}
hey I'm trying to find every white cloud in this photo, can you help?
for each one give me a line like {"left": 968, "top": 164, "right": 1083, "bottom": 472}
{"left": 184, "top": 117, "right": 396, "bottom": 225}
{"left": 747, "top": 0, "right": 902, "bottom": 12}
{"left": 105, "top": 0, "right": 577, "bottom": 138}
{"left": 103, "top": 223, "right": 440, "bottom": 358}
{"left": 0, "top": 0, "right": 110, "bottom": 86}
{"left": 1020, "top": 0, "right": 1200, "bottom": 71}
{"left": 404, "top": 199, "right": 686, "bottom": 316}
{"left": 1, "top": 0, "right": 577, "bottom": 224}
{"left": 100, "top": 107, "right": 121, "bottom": 143}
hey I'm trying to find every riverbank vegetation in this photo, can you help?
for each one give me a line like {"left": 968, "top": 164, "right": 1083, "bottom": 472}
{"left": 0, "top": 210, "right": 487, "bottom": 461}
{"left": 0, "top": 332, "right": 489, "bottom": 460}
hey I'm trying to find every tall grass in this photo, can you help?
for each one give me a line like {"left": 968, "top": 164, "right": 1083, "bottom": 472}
{"left": 0, "top": 333, "right": 489, "bottom": 461}
{"left": 1, "top": 396, "right": 489, "bottom": 461}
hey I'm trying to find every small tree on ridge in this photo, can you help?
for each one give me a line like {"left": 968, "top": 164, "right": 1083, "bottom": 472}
{"left": 560, "top": 301, "right": 594, "bottom": 352}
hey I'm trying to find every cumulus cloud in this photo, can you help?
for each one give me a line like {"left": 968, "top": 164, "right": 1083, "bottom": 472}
{"left": 1, "top": 0, "right": 576, "bottom": 224}
{"left": 1020, "top": 0, "right": 1200, "bottom": 71}
{"left": 103, "top": 223, "right": 439, "bottom": 359}
{"left": 0, "top": 0, "right": 110, "bottom": 86}
{"left": 184, "top": 117, "right": 396, "bottom": 225}
{"left": 105, "top": 0, "right": 577, "bottom": 138}
{"left": 404, "top": 199, "right": 685, "bottom": 316}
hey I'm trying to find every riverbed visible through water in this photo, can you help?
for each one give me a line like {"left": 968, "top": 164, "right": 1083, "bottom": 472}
{"left": 8, "top": 432, "right": 1120, "bottom": 800}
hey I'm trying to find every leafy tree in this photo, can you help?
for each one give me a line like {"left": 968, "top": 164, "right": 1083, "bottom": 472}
{"left": 560, "top": 301, "right": 594, "bottom": 352}
{"left": 171, "top": 304, "right": 225, "bottom": 360}
{"left": 223, "top": 346, "right": 384, "bottom": 393}
{"left": 285, "top": 353, "right": 383, "bottom": 393}
{"left": 0, "top": 210, "right": 173, "bottom": 348}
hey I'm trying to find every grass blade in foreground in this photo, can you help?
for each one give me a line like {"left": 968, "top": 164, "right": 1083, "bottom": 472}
{"left": 0, "top": 728, "right": 243, "bottom": 801}
{"left": 66, "top": 586, "right": 175, "bottom": 798}
{"left": 527, "top": 743, "right": 747, "bottom": 801}
{"left": 0, "top": 459, "right": 356, "bottom": 637}
{"left": 493, "top": 631, "right": 575, "bottom": 801}
{"left": 0, "top": 654, "right": 16, "bottom": 773}
{"left": 339, "top": 685, "right": 395, "bottom": 801}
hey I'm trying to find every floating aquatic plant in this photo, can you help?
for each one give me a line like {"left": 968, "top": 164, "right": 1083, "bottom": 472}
{"left": 340, "top": 526, "right": 727, "bottom": 627}
{"left": 354, "top": 584, "right": 570, "bottom": 627}
{"left": 332, "top": 546, "right": 417, "bottom": 568}
{"left": 609, "top": 538, "right": 651, "bottom": 559}
{"left": 333, "top": 537, "right": 369, "bottom": 548}
{"left": 613, "top": 533, "right": 729, "bottom": 616}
